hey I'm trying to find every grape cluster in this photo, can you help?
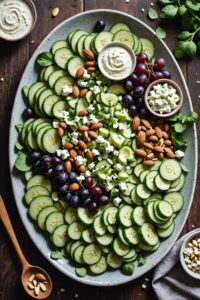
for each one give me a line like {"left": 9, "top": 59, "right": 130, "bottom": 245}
{"left": 27, "top": 151, "right": 109, "bottom": 215}
{"left": 122, "top": 53, "right": 171, "bottom": 118}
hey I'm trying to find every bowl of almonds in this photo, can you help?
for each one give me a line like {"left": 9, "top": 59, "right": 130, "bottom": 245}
{"left": 180, "top": 230, "right": 200, "bottom": 279}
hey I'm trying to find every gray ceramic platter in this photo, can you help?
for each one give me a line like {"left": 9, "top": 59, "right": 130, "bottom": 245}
{"left": 9, "top": 9, "right": 197, "bottom": 286}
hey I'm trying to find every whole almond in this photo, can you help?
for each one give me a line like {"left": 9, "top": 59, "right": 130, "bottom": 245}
{"left": 76, "top": 67, "right": 85, "bottom": 78}
{"left": 146, "top": 153, "right": 155, "bottom": 160}
{"left": 27, "top": 283, "right": 35, "bottom": 290}
{"left": 35, "top": 273, "right": 46, "bottom": 281}
{"left": 79, "top": 125, "right": 89, "bottom": 131}
{"left": 134, "top": 149, "right": 147, "bottom": 157}
{"left": 144, "top": 142, "right": 154, "bottom": 150}
{"left": 146, "top": 129, "right": 155, "bottom": 137}
{"left": 136, "top": 131, "right": 146, "bottom": 148}
{"left": 132, "top": 116, "right": 140, "bottom": 132}
{"left": 141, "top": 119, "right": 152, "bottom": 129}
{"left": 158, "top": 138, "right": 165, "bottom": 147}
{"left": 154, "top": 146, "right": 164, "bottom": 153}
{"left": 64, "top": 142, "right": 73, "bottom": 150}
{"left": 164, "top": 147, "right": 175, "bottom": 158}
{"left": 70, "top": 149, "right": 78, "bottom": 158}
{"left": 57, "top": 127, "right": 64, "bottom": 138}
{"left": 155, "top": 126, "right": 163, "bottom": 138}
{"left": 88, "top": 131, "right": 98, "bottom": 139}
{"left": 80, "top": 89, "right": 88, "bottom": 97}
{"left": 83, "top": 49, "right": 95, "bottom": 61}
{"left": 78, "top": 140, "right": 87, "bottom": 150}
{"left": 162, "top": 131, "right": 169, "bottom": 139}
{"left": 39, "top": 282, "right": 47, "bottom": 292}
{"left": 87, "top": 67, "right": 96, "bottom": 72}
{"left": 164, "top": 139, "right": 172, "bottom": 146}
{"left": 34, "top": 286, "right": 40, "bottom": 296}
{"left": 83, "top": 131, "right": 89, "bottom": 142}
{"left": 52, "top": 7, "right": 59, "bottom": 17}
{"left": 149, "top": 135, "right": 159, "bottom": 143}
{"left": 79, "top": 165, "right": 86, "bottom": 173}
{"left": 72, "top": 85, "right": 80, "bottom": 97}
{"left": 86, "top": 149, "right": 94, "bottom": 161}
{"left": 155, "top": 152, "right": 164, "bottom": 160}
{"left": 59, "top": 121, "right": 67, "bottom": 129}
{"left": 164, "top": 124, "right": 170, "bottom": 132}
{"left": 78, "top": 108, "right": 89, "bottom": 117}
{"left": 141, "top": 125, "right": 147, "bottom": 132}
{"left": 91, "top": 122, "right": 104, "bottom": 130}
{"left": 65, "top": 161, "right": 72, "bottom": 173}
{"left": 69, "top": 183, "right": 80, "bottom": 191}
{"left": 143, "top": 160, "right": 155, "bottom": 167}
{"left": 84, "top": 61, "right": 95, "bottom": 68}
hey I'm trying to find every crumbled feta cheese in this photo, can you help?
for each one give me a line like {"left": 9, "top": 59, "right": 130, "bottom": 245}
{"left": 75, "top": 155, "right": 84, "bottom": 166}
{"left": 115, "top": 163, "right": 123, "bottom": 171}
{"left": 175, "top": 150, "right": 185, "bottom": 158}
{"left": 59, "top": 110, "right": 69, "bottom": 118}
{"left": 88, "top": 105, "right": 95, "bottom": 112}
{"left": 77, "top": 175, "right": 85, "bottom": 182}
{"left": 96, "top": 80, "right": 102, "bottom": 85}
{"left": 93, "top": 85, "right": 100, "bottom": 94}
{"left": 61, "top": 149, "right": 70, "bottom": 160}
{"left": 80, "top": 81, "right": 88, "bottom": 87}
{"left": 105, "top": 144, "right": 114, "bottom": 153}
{"left": 113, "top": 197, "right": 122, "bottom": 206}
{"left": 85, "top": 170, "right": 91, "bottom": 177}
{"left": 53, "top": 121, "right": 59, "bottom": 128}
{"left": 105, "top": 183, "right": 113, "bottom": 191}
{"left": 107, "top": 158, "right": 113, "bottom": 165}
{"left": 83, "top": 70, "right": 90, "bottom": 79}
{"left": 96, "top": 136, "right": 105, "bottom": 143}
{"left": 82, "top": 116, "right": 88, "bottom": 124}
{"left": 75, "top": 116, "right": 81, "bottom": 122}
{"left": 119, "top": 182, "right": 126, "bottom": 191}
{"left": 71, "top": 138, "right": 78, "bottom": 145}
{"left": 113, "top": 150, "right": 119, "bottom": 156}
{"left": 90, "top": 114, "right": 99, "bottom": 123}
{"left": 71, "top": 132, "right": 79, "bottom": 139}
{"left": 105, "top": 114, "right": 110, "bottom": 119}
{"left": 113, "top": 123, "right": 119, "bottom": 129}
{"left": 62, "top": 85, "right": 72, "bottom": 96}
{"left": 92, "top": 149, "right": 100, "bottom": 156}
{"left": 56, "top": 149, "right": 62, "bottom": 157}
{"left": 118, "top": 96, "right": 122, "bottom": 101}
{"left": 51, "top": 192, "right": 59, "bottom": 201}
{"left": 88, "top": 162, "right": 95, "bottom": 170}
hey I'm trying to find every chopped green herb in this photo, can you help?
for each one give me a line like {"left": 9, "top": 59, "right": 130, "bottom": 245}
{"left": 156, "top": 26, "right": 167, "bottom": 39}
{"left": 138, "top": 254, "right": 147, "bottom": 266}
{"left": 37, "top": 52, "right": 53, "bottom": 67}
{"left": 122, "top": 262, "right": 135, "bottom": 275}
{"left": 148, "top": 8, "right": 158, "bottom": 20}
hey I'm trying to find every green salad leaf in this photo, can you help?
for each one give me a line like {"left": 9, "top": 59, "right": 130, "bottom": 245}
{"left": 156, "top": 26, "right": 167, "bottom": 39}
{"left": 148, "top": 8, "right": 158, "bottom": 20}
{"left": 37, "top": 52, "right": 53, "bottom": 67}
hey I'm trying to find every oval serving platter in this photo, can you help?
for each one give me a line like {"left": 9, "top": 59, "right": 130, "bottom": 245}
{"left": 9, "top": 9, "right": 197, "bottom": 286}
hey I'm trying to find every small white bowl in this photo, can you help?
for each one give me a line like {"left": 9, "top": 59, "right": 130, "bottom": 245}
{"left": 98, "top": 41, "right": 136, "bottom": 81}
{"left": 180, "top": 229, "right": 200, "bottom": 280}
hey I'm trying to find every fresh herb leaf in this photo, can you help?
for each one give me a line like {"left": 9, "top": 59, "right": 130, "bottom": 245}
{"left": 168, "top": 112, "right": 198, "bottom": 124}
{"left": 170, "top": 131, "right": 188, "bottom": 151}
{"left": 160, "top": 4, "right": 178, "bottom": 19}
{"left": 156, "top": 26, "right": 167, "bottom": 39}
{"left": 22, "top": 85, "right": 29, "bottom": 98}
{"left": 138, "top": 254, "right": 147, "bottom": 266}
{"left": 172, "top": 123, "right": 187, "bottom": 133}
{"left": 14, "top": 151, "right": 32, "bottom": 172}
{"left": 177, "top": 31, "right": 192, "bottom": 40}
{"left": 148, "top": 8, "right": 158, "bottom": 20}
{"left": 159, "top": 0, "right": 175, "bottom": 5}
{"left": 185, "top": 112, "right": 198, "bottom": 123}
{"left": 122, "top": 262, "right": 135, "bottom": 276}
{"left": 15, "top": 141, "right": 24, "bottom": 151}
{"left": 186, "top": 0, "right": 200, "bottom": 12}
{"left": 36, "top": 52, "right": 53, "bottom": 67}
{"left": 173, "top": 41, "right": 189, "bottom": 59}
{"left": 186, "top": 41, "right": 197, "bottom": 58}
{"left": 50, "top": 250, "right": 64, "bottom": 260}
{"left": 178, "top": 5, "right": 187, "bottom": 16}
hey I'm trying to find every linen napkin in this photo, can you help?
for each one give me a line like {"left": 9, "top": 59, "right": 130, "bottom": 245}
{"left": 152, "top": 229, "right": 200, "bottom": 300}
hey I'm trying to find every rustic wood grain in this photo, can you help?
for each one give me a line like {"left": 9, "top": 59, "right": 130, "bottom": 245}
{"left": 0, "top": 0, "right": 199, "bottom": 299}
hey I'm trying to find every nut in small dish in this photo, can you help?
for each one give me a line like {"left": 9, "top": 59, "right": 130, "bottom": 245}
{"left": 144, "top": 79, "right": 183, "bottom": 118}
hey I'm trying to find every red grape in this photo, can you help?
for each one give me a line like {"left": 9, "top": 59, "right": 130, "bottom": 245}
{"left": 84, "top": 176, "right": 94, "bottom": 189}
{"left": 137, "top": 53, "right": 148, "bottom": 63}
{"left": 154, "top": 58, "right": 166, "bottom": 71}
{"left": 135, "top": 63, "right": 148, "bottom": 75}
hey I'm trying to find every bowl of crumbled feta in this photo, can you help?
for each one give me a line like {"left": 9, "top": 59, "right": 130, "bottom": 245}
{"left": 180, "top": 229, "right": 200, "bottom": 280}
{"left": 144, "top": 79, "right": 183, "bottom": 117}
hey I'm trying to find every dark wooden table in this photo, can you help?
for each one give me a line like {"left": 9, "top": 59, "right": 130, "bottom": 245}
{"left": 0, "top": 1, "right": 199, "bottom": 299}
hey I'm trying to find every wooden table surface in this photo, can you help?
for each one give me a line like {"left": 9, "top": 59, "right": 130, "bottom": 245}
{"left": 0, "top": 1, "right": 199, "bottom": 299}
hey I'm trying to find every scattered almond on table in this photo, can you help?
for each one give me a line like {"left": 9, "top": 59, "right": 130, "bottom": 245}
{"left": 27, "top": 273, "right": 47, "bottom": 296}
{"left": 51, "top": 7, "right": 59, "bottom": 17}
{"left": 183, "top": 236, "right": 200, "bottom": 274}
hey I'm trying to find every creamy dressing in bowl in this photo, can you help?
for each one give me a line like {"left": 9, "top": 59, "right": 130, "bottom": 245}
{"left": 0, "top": 0, "right": 36, "bottom": 41}
{"left": 98, "top": 42, "right": 136, "bottom": 81}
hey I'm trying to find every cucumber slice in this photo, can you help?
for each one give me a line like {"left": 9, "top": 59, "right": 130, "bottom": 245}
{"left": 95, "top": 160, "right": 111, "bottom": 172}
{"left": 82, "top": 244, "right": 102, "bottom": 265}
{"left": 40, "top": 68, "right": 46, "bottom": 81}
{"left": 37, "top": 206, "right": 58, "bottom": 230}
{"left": 96, "top": 232, "right": 113, "bottom": 246}
{"left": 68, "top": 221, "right": 84, "bottom": 240}
{"left": 74, "top": 245, "right": 85, "bottom": 264}
{"left": 160, "top": 159, "right": 182, "bottom": 181}
{"left": 54, "top": 47, "right": 74, "bottom": 69}
{"left": 107, "top": 84, "right": 126, "bottom": 95}
{"left": 89, "top": 256, "right": 107, "bottom": 275}
{"left": 155, "top": 174, "right": 171, "bottom": 191}
{"left": 131, "top": 188, "right": 143, "bottom": 205}
{"left": 113, "top": 30, "right": 134, "bottom": 48}
{"left": 112, "top": 238, "right": 130, "bottom": 257}
{"left": 118, "top": 205, "right": 133, "bottom": 227}
{"left": 101, "top": 92, "right": 119, "bottom": 107}
{"left": 93, "top": 214, "right": 107, "bottom": 236}
{"left": 107, "top": 207, "right": 118, "bottom": 225}
{"left": 51, "top": 40, "right": 69, "bottom": 54}
{"left": 70, "top": 30, "right": 88, "bottom": 52}
{"left": 119, "top": 146, "right": 134, "bottom": 162}
{"left": 145, "top": 170, "right": 158, "bottom": 191}
{"left": 29, "top": 195, "right": 53, "bottom": 221}
{"left": 132, "top": 34, "right": 139, "bottom": 52}
{"left": 42, "top": 128, "right": 61, "bottom": 154}
{"left": 68, "top": 98, "right": 78, "bottom": 109}
{"left": 110, "top": 23, "right": 131, "bottom": 34}
{"left": 84, "top": 33, "right": 97, "bottom": 51}
{"left": 157, "top": 221, "right": 175, "bottom": 238}
{"left": 54, "top": 75, "right": 74, "bottom": 95}
{"left": 134, "top": 163, "right": 147, "bottom": 177}
{"left": 52, "top": 224, "right": 68, "bottom": 247}
{"left": 77, "top": 207, "right": 94, "bottom": 225}
{"left": 139, "top": 170, "right": 149, "bottom": 183}
{"left": 139, "top": 222, "right": 159, "bottom": 246}
{"left": 118, "top": 227, "right": 130, "bottom": 246}
{"left": 45, "top": 211, "right": 65, "bottom": 233}
{"left": 168, "top": 173, "right": 185, "bottom": 192}
{"left": 75, "top": 267, "right": 87, "bottom": 277}
{"left": 36, "top": 125, "right": 52, "bottom": 152}
{"left": 94, "top": 31, "right": 113, "bottom": 53}
{"left": 67, "top": 56, "right": 84, "bottom": 78}
{"left": 121, "top": 183, "right": 135, "bottom": 196}
{"left": 52, "top": 100, "right": 68, "bottom": 119}
{"left": 48, "top": 70, "right": 67, "bottom": 88}
{"left": 132, "top": 206, "right": 147, "bottom": 226}
{"left": 134, "top": 38, "right": 143, "bottom": 55}
{"left": 157, "top": 201, "right": 173, "bottom": 218}
{"left": 163, "top": 192, "right": 184, "bottom": 212}
{"left": 70, "top": 240, "right": 84, "bottom": 258}
{"left": 107, "top": 252, "right": 122, "bottom": 269}
{"left": 42, "top": 95, "right": 60, "bottom": 117}
{"left": 77, "top": 35, "right": 88, "bottom": 57}
{"left": 136, "top": 183, "right": 151, "bottom": 199}
{"left": 28, "top": 82, "right": 46, "bottom": 107}
{"left": 82, "top": 228, "right": 95, "bottom": 243}
{"left": 25, "top": 185, "right": 49, "bottom": 205}
{"left": 180, "top": 163, "right": 189, "bottom": 173}
{"left": 110, "top": 133, "right": 125, "bottom": 148}
{"left": 156, "top": 216, "right": 173, "bottom": 229}
{"left": 44, "top": 66, "right": 59, "bottom": 82}
{"left": 146, "top": 201, "right": 163, "bottom": 224}
{"left": 64, "top": 207, "right": 78, "bottom": 224}
{"left": 67, "top": 29, "right": 78, "bottom": 44}
{"left": 140, "top": 37, "right": 155, "bottom": 60}
{"left": 76, "top": 98, "right": 88, "bottom": 115}
{"left": 26, "top": 175, "right": 52, "bottom": 192}
{"left": 123, "top": 226, "right": 139, "bottom": 245}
